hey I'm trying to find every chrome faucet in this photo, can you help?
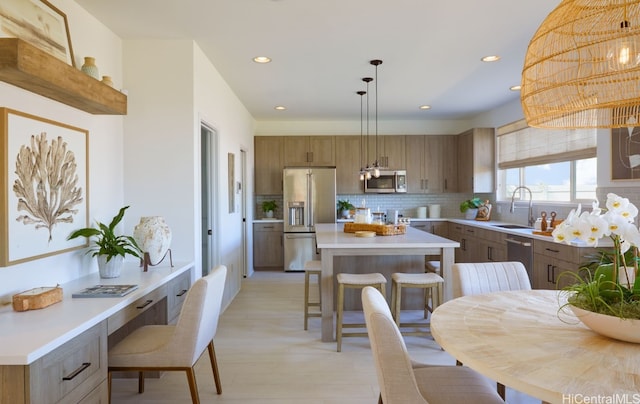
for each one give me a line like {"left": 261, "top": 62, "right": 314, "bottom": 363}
{"left": 510, "top": 186, "right": 534, "bottom": 227}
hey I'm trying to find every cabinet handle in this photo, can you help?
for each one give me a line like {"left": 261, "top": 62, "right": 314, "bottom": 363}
{"left": 461, "top": 238, "right": 466, "bottom": 251}
{"left": 547, "top": 265, "right": 553, "bottom": 283}
{"left": 551, "top": 265, "right": 557, "bottom": 284}
{"left": 444, "top": 179, "right": 448, "bottom": 190}
{"left": 62, "top": 362, "right": 91, "bottom": 381}
{"left": 466, "top": 229, "right": 475, "bottom": 234}
{"left": 545, "top": 248, "right": 560, "bottom": 253}
{"left": 263, "top": 225, "right": 274, "bottom": 229}
{"left": 415, "top": 224, "right": 426, "bottom": 229}
{"left": 176, "top": 289, "right": 188, "bottom": 297}
{"left": 487, "top": 246, "right": 492, "bottom": 261}
{"left": 136, "top": 299, "right": 153, "bottom": 309}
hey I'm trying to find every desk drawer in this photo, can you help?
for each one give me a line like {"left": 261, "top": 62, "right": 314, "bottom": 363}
{"left": 107, "top": 285, "right": 167, "bottom": 334}
{"left": 168, "top": 270, "right": 191, "bottom": 324}
{"left": 30, "top": 321, "right": 107, "bottom": 404}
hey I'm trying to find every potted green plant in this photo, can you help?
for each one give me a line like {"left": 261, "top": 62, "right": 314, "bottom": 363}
{"left": 67, "top": 206, "right": 142, "bottom": 278}
{"left": 459, "top": 197, "right": 483, "bottom": 219}
{"left": 554, "top": 193, "right": 640, "bottom": 343}
{"left": 262, "top": 200, "right": 278, "bottom": 218}
{"left": 337, "top": 200, "right": 355, "bottom": 219}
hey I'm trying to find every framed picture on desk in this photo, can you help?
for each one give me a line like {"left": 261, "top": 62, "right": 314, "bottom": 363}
{"left": 0, "top": 108, "right": 88, "bottom": 266}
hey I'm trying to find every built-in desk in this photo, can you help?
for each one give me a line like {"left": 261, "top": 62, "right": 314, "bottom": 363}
{"left": 0, "top": 261, "right": 193, "bottom": 403}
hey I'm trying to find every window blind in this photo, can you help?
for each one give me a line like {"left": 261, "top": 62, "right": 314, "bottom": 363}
{"left": 496, "top": 119, "right": 597, "bottom": 169}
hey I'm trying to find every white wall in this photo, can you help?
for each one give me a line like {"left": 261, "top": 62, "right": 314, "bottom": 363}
{"left": 193, "top": 45, "right": 255, "bottom": 299}
{"left": 0, "top": 0, "right": 125, "bottom": 300}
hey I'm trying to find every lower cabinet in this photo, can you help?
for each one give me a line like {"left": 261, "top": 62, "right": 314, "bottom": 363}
{"left": 167, "top": 270, "right": 191, "bottom": 324}
{"left": 0, "top": 321, "right": 108, "bottom": 403}
{"left": 253, "top": 222, "right": 284, "bottom": 270}
{"left": 533, "top": 239, "right": 595, "bottom": 289}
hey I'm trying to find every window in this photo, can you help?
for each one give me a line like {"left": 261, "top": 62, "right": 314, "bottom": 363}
{"left": 497, "top": 120, "right": 597, "bottom": 202}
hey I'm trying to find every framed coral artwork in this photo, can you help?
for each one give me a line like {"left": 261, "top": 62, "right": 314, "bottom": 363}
{"left": 0, "top": 108, "right": 88, "bottom": 266}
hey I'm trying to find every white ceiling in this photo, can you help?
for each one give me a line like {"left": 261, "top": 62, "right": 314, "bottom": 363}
{"left": 75, "top": 0, "right": 561, "bottom": 122}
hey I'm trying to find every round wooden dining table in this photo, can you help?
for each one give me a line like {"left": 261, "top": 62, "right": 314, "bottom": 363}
{"left": 430, "top": 289, "right": 640, "bottom": 404}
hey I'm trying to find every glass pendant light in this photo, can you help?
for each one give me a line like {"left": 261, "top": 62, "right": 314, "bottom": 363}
{"left": 362, "top": 77, "right": 373, "bottom": 177}
{"left": 357, "top": 90, "right": 366, "bottom": 181}
{"left": 371, "top": 59, "right": 382, "bottom": 177}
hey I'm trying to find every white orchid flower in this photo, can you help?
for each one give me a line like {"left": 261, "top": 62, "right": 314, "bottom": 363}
{"left": 606, "top": 193, "right": 630, "bottom": 214}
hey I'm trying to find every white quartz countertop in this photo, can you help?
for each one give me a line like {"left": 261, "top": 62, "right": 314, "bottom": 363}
{"left": 0, "top": 261, "right": 193, "bottom": 365}
{"left": 316, "top": 223, "right": 459, "bottom": 249}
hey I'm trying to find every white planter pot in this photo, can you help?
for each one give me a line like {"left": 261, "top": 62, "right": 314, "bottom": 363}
{"left": 133, "top": 216, "right": 172, "bottom": 265}
{"left": 570, "top": 305, "right": 640, "bottom": 343}
{"left": 98, "top": 255, "right": 123, "bottom": 278}
{"left": 465, "top": 208, "right": 478, "bottom": 220}
{"left": 265, "top": 210, "right": 274, "bottom": 218}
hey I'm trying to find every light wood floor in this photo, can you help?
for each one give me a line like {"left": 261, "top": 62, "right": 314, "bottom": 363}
{"left": 110, "top": 271, "right": 539, "bottom": 403}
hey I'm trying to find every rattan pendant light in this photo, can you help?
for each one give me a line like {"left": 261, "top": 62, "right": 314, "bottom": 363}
{"left": 521, "top": 0, "right": 640, "bottom": 128}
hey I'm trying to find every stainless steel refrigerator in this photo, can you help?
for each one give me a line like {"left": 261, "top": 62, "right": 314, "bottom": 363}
{"left": 283, "top": 167, "right": 336, "bottom": 271}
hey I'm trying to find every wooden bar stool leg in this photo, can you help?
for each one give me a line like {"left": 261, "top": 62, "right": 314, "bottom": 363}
{"left": 394, "top": 284, "right": 402, "bottom": 327}
{"left": 304, "top": 270, "right": 311, "bottom": 330}
{"left": 337, "top": 282, "right": 345, "bottom": 352}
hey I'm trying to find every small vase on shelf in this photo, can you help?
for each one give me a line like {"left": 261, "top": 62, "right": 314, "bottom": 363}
{"left": 101, "top": 75, "right": 114, "bottom": 87}
{"left": 81, "top": 57, "right": 100, "bottom": 80}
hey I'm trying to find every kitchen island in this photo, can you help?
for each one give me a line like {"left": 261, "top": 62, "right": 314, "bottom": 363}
{"left": 315, "top": 223, "right": 459, "bottom": 342}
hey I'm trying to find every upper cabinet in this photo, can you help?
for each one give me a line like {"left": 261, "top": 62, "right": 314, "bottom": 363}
{"left": 366, "top": 135, "right": 405, "bottom": 169}
{"left": 456, "top": 128, "right": 495, "bottom": 193}
{"left": 255, "top": 136, "right": 284, "bottom": 195}
{"left": 335, "top": 136, "right": 364, "bottom": 194}
{"left": 284, "top": 136, "right": 335, "bottom": 167}
{"left": 0, "top": 39, "right": 127, "bottom": 114}
{"left": 405, "top": 135, "right": 457, "bottom": 193}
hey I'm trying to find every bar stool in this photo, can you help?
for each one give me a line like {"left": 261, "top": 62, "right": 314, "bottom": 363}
{"left": 336, "top": 272, "right": 387, "bottom": 352}
{"left": 425, "top": 260, "right": 440, "bottom": 275}
{"left": 303, "top": 260, "right": 322, "bottom": 330}
{"left": 390, "top": 272, "right": 444, "bottom": 336}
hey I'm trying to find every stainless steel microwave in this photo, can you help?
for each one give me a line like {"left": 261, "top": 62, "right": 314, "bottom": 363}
{"left": 364, "top": 170, "right": 407, "bottom": 193}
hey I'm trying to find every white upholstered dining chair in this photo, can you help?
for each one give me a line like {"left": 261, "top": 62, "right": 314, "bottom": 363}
{"left": 451, "top": 261, "right": 531, "bottom": 298}
{"left": 108, "top": 265, "right": 227, "bottom": 404}
{"left": 451, "top": 261, "right": 531, "bottom": 399}
{"left": 361, "top": 286, "right": 504, "bottom": 404}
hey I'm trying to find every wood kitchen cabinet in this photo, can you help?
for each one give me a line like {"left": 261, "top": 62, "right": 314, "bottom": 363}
{"left": 411, "top": 220, "right": 448, "bottom": 238}
{"left": 456, "top": 128, "right": 495, "bottom": 193}
{"left": 253, "top": 222, "right": 284, "bottom": 270}
{"left": 406, "top": 135, "right": 440, "bottom": 193}
{"left": 255, "top": 136, "right": 284, "bottom": 195}
{"left": 533, "top": 239, "right": 594, "bottom": 289}
{"left": 335, "top": 135, "right": 364, "bottom": 194}
{"left": 284, "top": 136, "right": 335, "bottom": 167}
{"left": 367, "top": 135, "right": 405, "bottom": 169}
{"left": 441, "top": 135, "right": 458, "bottom": 192}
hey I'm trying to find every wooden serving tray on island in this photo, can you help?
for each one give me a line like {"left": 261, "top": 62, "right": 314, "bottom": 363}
{"left": 344, "top": 222, "right": 406, "bottom": 236}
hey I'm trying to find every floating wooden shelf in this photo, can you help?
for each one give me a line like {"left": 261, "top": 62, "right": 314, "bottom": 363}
{"left": 0, "top": 38, "right": 127, "bottom": 115}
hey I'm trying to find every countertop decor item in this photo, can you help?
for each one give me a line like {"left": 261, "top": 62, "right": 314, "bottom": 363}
{"left": 67, "top": 206, "right": 142, "bottom": 278}
{"left": 554, "top": 193, "right": 640, "bottom": 342}
{"left": 262, "top": 200, "right": 278, "bottom": 218}
{"left": 459, "top": 197, "right": 483, "bottom": 219}
{"left": 133, "top": 216, "right": 173, "bottom": 272}
{"left": 81, "top": 56, "right": 99, "bottom": 80}
{"left": 12, "top": 286, "right": 63, "bottom": 311}
{"left": 337, "top": 200, "right": 355, "bottom": 218}
{"left": 522, "top": 0, "right": 640, "bottom": 129}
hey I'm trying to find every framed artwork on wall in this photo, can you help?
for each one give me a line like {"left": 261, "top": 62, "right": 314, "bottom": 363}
{"left": 611, "top": 126, "right": 640, "bottom": 181}
{"left": 0, "top": 0, "right": 75, "bottom": 66}
{"left": 0, "top": 108, "right": 88, "bottom": 266}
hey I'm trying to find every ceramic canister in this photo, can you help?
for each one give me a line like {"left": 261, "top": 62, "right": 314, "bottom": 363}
{"left": 417, "top": 206, "right": 427, "bottom": 219}
{"left": 429, "top": 204, "right": 441, "bottom": 218}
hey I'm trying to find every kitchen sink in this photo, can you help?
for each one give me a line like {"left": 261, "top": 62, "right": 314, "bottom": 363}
{"left": 491, "top": 224, "right": 532, "bottom": 229}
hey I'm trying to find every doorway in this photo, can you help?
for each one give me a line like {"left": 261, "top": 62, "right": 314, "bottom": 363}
{"left": 201, "top": 123, "right": 218, "bottom": 277}
{"left": 240, "top": 148, "right": 248, "bottom": 277}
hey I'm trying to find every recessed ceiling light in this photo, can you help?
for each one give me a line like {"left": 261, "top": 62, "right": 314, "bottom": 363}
{"left": 481, "top": 55, "right": 501, "bottom": 62}
{"left": 510, "top": 85, "right": 522, "bottom": 91}
{"left": 253, "top": 56, "right": 272, "bottom": 63}
{"left": 274, "top": 105, "right": 286, "bottom": 110}
{"left": 419, "top": 105, "right": 432, "bottom": 110}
